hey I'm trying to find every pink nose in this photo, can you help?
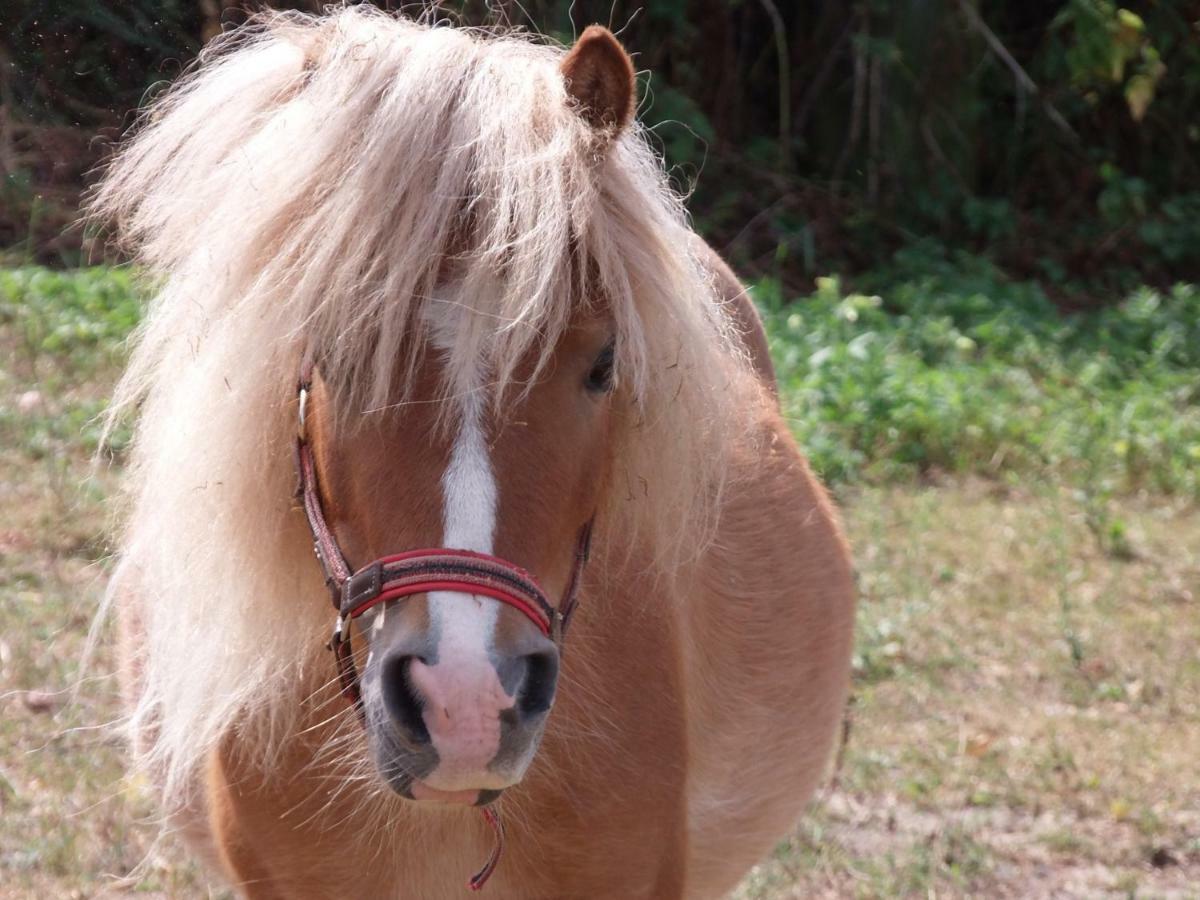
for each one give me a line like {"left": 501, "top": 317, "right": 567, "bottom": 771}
{"left": 378, "top": 642, "right": 560, "bottom": 789}
{"left": 408, "top": 658, "right": 512, "bottom": 784}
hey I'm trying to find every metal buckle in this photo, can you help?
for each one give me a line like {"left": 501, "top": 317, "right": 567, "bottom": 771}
{"left": 342, "top": 563, "right": 383, "bottom": 616}
{"left": 327, "top": 613, "right": 348, "bottom": 652}
{"left": 298, "top": 385, "right": 309, "bottom": 442}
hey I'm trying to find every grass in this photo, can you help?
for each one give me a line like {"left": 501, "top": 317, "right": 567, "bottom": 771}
{"left": 737, "top": 480, "right": 1200, "bottom": 898}
{"left": 1, "top": 265, "right": 1198, "bottom": 897}
{"left": 0, "top": 267, "right": 208, "bottom": 897}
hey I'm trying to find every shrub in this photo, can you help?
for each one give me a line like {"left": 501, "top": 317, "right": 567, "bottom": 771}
{"left": 761, "top": 259, "right": 1200, "bottom": 496}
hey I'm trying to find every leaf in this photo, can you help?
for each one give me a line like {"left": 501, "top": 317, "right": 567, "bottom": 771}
{"left": 1116, "top": 9, "right": 1144, "bottom": 31}
{"left": 808, "top": 346, "right": 834, "bottom": 368}
{"left": 965, "top": 732, "right": 995, "bottom": 759}
{"left": 848, "top": 332, "right": 876, "bottom": 360}
{"left": 1125, "top": 73, "right": 1156, "bottom": 121}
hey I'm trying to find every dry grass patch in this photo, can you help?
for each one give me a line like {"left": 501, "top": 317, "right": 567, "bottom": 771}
{"left": 740, "top": 480, "right": 1200, "bottom": 899}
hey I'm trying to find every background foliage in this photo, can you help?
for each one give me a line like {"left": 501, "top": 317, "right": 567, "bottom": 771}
{"left": 1, "top": 0, "right": 1198, "bottom": 295}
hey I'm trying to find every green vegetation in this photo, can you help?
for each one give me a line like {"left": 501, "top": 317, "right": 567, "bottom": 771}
{"left": 0, "top": 266, "right": 138, "bottom": 459}
{"left": 5, "top": 262, "right": 1198, "bottom": 502}
{"left": 0, "top": 266, "right": 140, "bottom": 360}
{"left": 759, "top": 253, "right": 1200, "bottom": 498}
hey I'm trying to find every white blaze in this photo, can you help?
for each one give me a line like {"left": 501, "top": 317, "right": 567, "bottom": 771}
{"left": 440, "top": 389, "right": 497, "bottom": 554}
{"left": 428, "top": 361, "right": 500, "bottom": 657}
{"left": 410, "top": 303, "right": 514, "bottom": 785}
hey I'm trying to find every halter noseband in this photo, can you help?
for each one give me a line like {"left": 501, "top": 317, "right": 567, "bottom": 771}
{"left": 293, "top": 363, "right": 593, "bottom": 710}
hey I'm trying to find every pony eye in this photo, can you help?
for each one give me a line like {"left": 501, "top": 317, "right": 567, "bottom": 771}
{"left": 585, "top": 341, "right": 616, "bottom": 393}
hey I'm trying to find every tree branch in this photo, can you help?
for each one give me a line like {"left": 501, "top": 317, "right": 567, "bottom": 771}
{"left": 956, "top": 0, "right": 1079, "bottom": 142}
{"left": 757, "top": 0, "right": 792, "bottom": 171}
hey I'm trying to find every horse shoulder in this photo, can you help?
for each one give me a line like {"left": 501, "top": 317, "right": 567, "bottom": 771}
{"left": 204, "top": 727, "right": 396, "bottom": 899}
{"left": 681, "top": 406, "right": 855, "bottom": 897}
{"left": 205, "top": 746, "right": 289, "bottom": 899}
{"left": 516, "top": 565, "right": 692, "bottom": 897}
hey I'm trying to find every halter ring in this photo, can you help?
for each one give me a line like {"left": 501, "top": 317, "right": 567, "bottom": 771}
{"left": 297, "top": 385, "right": 310, "bottom": 442}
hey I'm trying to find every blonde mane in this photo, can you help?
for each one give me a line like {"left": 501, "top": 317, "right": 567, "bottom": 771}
{"left": 92, "top": 7, "right": 757, "bottom": 807}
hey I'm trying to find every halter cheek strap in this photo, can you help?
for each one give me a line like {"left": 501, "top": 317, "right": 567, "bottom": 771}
{"left": 292, "top": 365, "right": 594, "bottom": 891}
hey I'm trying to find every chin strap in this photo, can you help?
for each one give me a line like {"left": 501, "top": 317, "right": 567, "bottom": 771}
{"left": 293, "top": 362, "right": 594, "bottom": 891}
{"left": 468, "top": 807, "right": 505, "bottom": 891}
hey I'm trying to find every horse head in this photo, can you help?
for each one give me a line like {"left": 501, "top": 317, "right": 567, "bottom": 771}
{"left": 299, "top": 27, "right": 635, "bottom": 807}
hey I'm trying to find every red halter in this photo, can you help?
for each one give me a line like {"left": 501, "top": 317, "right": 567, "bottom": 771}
{"left": 292, "top": 362, "right": 594, "bottom": 890}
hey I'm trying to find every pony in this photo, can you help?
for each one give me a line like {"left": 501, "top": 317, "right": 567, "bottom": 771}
{"left": 94, "top": 8, "right": 854, "bottom": 898}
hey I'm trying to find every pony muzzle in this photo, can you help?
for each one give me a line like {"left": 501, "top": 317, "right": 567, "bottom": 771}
{"left": 368, "top": 599, "right": 560, "bottom": 800}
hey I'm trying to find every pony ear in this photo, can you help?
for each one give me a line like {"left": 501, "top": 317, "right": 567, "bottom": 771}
{"left": 561, "top": 25, "right": 636, "bottom": 135}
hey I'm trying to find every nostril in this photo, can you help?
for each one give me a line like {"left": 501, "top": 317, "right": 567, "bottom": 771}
{"left": 516, "top": 649, "right": 559, "bottom": 718}
{"left": 380, "top": 654, "right": 431, "bottom": 745}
